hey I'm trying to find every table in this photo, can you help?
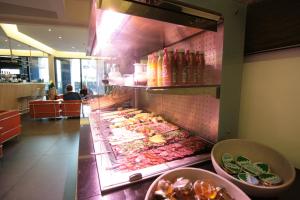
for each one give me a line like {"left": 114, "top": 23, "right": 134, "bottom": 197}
{"left": 77, "top": 124, "right": 300, "bottom": 200}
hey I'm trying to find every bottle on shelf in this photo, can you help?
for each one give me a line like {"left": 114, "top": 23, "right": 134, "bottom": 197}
{"left": 200, "top": 51, "right": 205, "bottom": 84}
{"left": 134, "top": 63, "right": 147, "bottom": 86}
{"left": 172, "top": 49, "right": 177, "bottom": 86}
{"left": 147, "top": 53, "right": 158, "bottom": 87}
{"left": 175, "top": 48, "right": 186, "bottom": 85}
{"left": 184, "top": 49, "right": 190, "bottom": 85}
{"left": 195, "top": 51, "right": 205, "bottom": 84}
{"left": 156, "top": 50, "right": 163, "bottom": 87}
{"left": 187, "top": 50, "right": 196, "bottom": 84}
{"left": 161, "top": 48, "right": 173, "bottom": 86}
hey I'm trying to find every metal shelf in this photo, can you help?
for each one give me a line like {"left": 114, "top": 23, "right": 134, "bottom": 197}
{"left": 110, "top": 84, "right": 221, "bottom": 98}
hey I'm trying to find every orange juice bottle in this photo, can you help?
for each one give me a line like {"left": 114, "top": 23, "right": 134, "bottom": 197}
{"left": 147, "top": 54, "right": 154, "bottom": 86}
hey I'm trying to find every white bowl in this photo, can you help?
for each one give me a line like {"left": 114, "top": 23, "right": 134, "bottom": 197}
{"left": 211, "top": 139, "right": 296, "bottom": 197}
{"left": 145, "top": 167, "right": 250, "bottom": 200}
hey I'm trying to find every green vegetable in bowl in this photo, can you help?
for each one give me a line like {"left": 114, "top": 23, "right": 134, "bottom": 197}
{"left": 238, "top": 172, "right": 259, "bottom": 185}
{"left": 222, "top": 153, "right": 234, "bottom": 164}
{"left": 254, "top": 162, "right": 270, "bottom": 174}
{"left": 235, "top": 155, "right": 251, "bottom": 166}
{"left": 242, "top": 163, "right": 262, "bottom": 176}
{"left": 221, "top": 153, "right": 283, "bottom": 187}
{"left": 223, "top": 162, "right": 240, "bottom": 175}
{"left": 259, "top": 173, "right": 282, "bottom": 186}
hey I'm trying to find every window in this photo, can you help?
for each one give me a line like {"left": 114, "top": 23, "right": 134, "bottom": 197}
{"left": 55, "top": 58, "right": 105, "bottom": 95}
{"left": 29, "top": 57, "right": 49, "bottom": 83}
{"left": 55, "top": 59, "right": 81, "bottom": 94}
{"left": 81, "top": 59, "right": 105, "bottom": 95}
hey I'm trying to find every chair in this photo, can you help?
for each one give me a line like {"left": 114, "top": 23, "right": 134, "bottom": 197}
{"left": 29, "top": 100, "right": 61, "bottom": 119}
{"left": 61, "top": 100, "right": 82, "bottom": 117}
{"left": 0, "top": 110, "right": 21, "bottom": 144}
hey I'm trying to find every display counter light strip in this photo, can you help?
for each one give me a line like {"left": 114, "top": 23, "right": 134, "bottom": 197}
{"left": 0, "top": 24, "right": 110, "bottom": 59}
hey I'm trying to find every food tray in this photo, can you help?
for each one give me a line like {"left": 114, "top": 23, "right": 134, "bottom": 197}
{"left": 89, "top": 108, "right": 214, "bottom": 193}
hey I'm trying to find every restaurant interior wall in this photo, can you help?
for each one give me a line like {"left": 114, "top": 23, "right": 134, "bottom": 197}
{"left": 239, "top": 47, "right": 300, "bottom": 169}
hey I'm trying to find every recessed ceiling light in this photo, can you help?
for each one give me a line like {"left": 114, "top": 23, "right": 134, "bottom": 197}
{"left": 58, "top": 36, "right": 62, "bottom": 39}
{"left": 17, "top": 44, "right": 21, "bottom": 47}
{"left": 48, "top": 28, "right": 52, "bottom": 32}
{"left": 72, "top": 46, "right": 75, "bottom": 49}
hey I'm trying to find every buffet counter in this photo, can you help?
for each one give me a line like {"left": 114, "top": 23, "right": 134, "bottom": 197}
{"left": 77, "top": 124, "right": 300, "bottom": 200}
{"left": 0, "top": 83, "right": 46, "bottom": 112}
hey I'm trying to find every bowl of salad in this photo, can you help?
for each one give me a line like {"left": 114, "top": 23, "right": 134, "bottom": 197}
{"left": 211, "top": 139, "right": 296, "bottom": 197}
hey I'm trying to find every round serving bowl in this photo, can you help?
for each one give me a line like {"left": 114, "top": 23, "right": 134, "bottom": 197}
{"left": 145, "top": 167, "right": 250, "bottom": 200}
{"left": 211, "top": 139, "right": 296, "bottom": 197}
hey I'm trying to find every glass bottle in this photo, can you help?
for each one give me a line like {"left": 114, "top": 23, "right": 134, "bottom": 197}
{"left": 156, "top": 50, "right": 163, "bottom": 87}
{"left": 172, "top": 49, "right": 178, "bottom": 85}
{"left": 184, "top": 49, "right": 190, "bottom": 84}
{"left": 162, "top": 48, "right": 173, "bottom": 86}
{"left": 146, "top": 54, "right": 153, "bottom": 86}
{"left": 199, "top": 51, "right": 205, "bottom": 84}
{"left": 147, "top": 53, "right": 158, "bottom": 86}
{"left": 176, "top": 49, "right": 186, "bottom": 85}
{"left": 187, "top": 50, "right": 196, "bottom": 84}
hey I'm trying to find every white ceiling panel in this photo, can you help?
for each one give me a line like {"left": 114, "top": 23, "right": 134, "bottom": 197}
{"left": 18, "top": 24, "right": 88, "bottom": 52}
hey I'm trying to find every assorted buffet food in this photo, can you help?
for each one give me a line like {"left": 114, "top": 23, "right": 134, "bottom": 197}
{"left": 89, "top": 108, "right": 291, "bottom": 196}
{"left": 152, "top": 177, "right": 234, "bottom": 200}
{"left": 90, "top": 108, "right": 211, "bottom": 172}
{"left": 221, "top": 153, "right": 282, "bottom": 186}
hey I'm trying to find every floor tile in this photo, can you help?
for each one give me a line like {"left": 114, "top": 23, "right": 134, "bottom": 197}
{"left": 2, "top": 154, "right": 77, "bottom": 200}
{"left": 45, "top": 135, "right": 79, "bottom": 155}
{"left": 0, "top": 114, "right": 80, "bottom": 200}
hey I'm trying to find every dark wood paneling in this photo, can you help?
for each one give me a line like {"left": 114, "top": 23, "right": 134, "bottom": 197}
{"left": 245, "top": 0, "right": 300, "bottom": 54}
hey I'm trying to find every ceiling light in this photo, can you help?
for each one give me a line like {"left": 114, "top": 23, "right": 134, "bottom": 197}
{"left": 48, "top": 28, "right": 52, "bottom": 32}
{"left": 72, "top": 46, "right": 75, "bottom": 49}
{"left": 17, "top": 44, "right": 21, "bottom": 47}
{"left": 58, "top": 36, "right": 62, "bottom": 39}
{"left": 4, "top": 39, "right": 8, "bottom": 42}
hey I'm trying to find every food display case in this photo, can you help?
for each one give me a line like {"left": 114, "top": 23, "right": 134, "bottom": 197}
{"left": 87, "top": 0, "right": 224, "bottom": 193}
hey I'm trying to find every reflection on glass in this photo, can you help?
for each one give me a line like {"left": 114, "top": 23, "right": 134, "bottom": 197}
{"left": 81, "top": 59, "right": 105, "bottom": 95}
{"left": 29, "top": 57, "right": 49, "bottom": 83}
{"left": 1, "top": 69, "right": 20, "bottom": 74}
{"left": 55, "top": 58, "right": 81, "bottom": 94}
{"left": 55, "top": 58, "right": 105, "bottom": 95}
